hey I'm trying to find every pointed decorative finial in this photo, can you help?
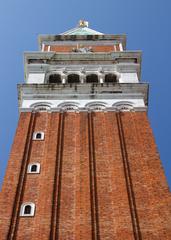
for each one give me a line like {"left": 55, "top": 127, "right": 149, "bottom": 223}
{"left": 78, "top": 20, "right": 89, "bottom": 28}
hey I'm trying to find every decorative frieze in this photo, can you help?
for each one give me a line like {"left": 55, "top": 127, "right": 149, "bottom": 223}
{"left": 20, "top": 99, "right": 146, "bottom": 112}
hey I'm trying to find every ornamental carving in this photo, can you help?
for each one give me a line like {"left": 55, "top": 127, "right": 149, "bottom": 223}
{"left": 72, "top": 46, "right": 93, "bottom": 53}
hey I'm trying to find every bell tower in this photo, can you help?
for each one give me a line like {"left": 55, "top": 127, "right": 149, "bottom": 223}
{"left": 0, "top": 21, "right": 171, "bottom": 239}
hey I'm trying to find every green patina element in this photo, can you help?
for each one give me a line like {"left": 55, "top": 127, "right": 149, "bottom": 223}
{"left": 61, "top": 27, "right": 103, "bottom": 36}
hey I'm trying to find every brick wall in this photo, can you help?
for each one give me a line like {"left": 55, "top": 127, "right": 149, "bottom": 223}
{"left": 44, "top": 44, "right": 121, "bottom": 52}
{"left": 0, "top": 111, "right": 171, "bottom": 239}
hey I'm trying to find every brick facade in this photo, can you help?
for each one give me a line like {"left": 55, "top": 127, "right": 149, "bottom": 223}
{"left": 44, "top": 44, "right": 121, "bottom": 52}
{"left": 0, "top": 111, "right": 171, "bottom": 239}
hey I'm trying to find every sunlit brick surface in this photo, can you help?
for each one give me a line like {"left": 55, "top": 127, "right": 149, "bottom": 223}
{"left": 0, "top": 111, "right": 171, "bottom": 239}
{"left": 44, "top": 44, "right": 121, "bottom": 52}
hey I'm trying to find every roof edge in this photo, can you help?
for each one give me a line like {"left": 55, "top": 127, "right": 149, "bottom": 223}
{"left": 38, "top": 34, "right": 127, "bottom": 50}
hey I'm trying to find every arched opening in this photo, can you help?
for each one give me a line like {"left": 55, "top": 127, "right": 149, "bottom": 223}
{"left": 113, "top": 102, "right": 134, "bottom": 112}
{"left": 30, "top": 102, "right": 52, "bottom": 112}
{"left": 36, "top": 133, "right": 42, "bottom": 139}
{"left": 117, "top": 105, "right": 133, "bottom": 112}
{"left": 67, "top": 74, "right": 80, "bottom": 83}
{"left": 86, "top": 102, "right": 107, "bottom": 112}
{"left": 86, "top": 74, "right": 98, "bottom": 83}
{"left": 31, "top": 165, "right": 37, "bottom": 172}
{"left": 104, "top": 74, "right": 117, "bottom": 83}
{"left": 33, "top": 132, "right": 44, "bottom": 141}
{"left": 27, "top": 163, "right": 40, "bottom": 174}
{"left": 49, "top": 74, "right": 61, "bottom": 84}
{"left": 20, "top": 203, "right": 36, "bottom": 216}
{"left": 24, "top": 205, "right": 32, "bottom": 215}
{"left": 62, "top": 104, "right": 79, "bottom": 112}
{"left": 34, "top": 106, "right": 50, "bottom": 112}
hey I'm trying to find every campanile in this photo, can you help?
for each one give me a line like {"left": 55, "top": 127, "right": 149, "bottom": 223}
{"left": 0, "top": 20, "right": 171, "bottom": 239}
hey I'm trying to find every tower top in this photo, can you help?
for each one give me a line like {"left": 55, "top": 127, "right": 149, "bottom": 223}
{"left": 60, "top": 20, "right": 103, "bottom": 35}
{"left": 78, "top": 20, "right": 89, "bottom": 27}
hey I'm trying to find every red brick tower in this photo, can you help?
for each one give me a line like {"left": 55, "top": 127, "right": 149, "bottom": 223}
{"left": 0, "top": 20, "right": 171, "bottom": 240}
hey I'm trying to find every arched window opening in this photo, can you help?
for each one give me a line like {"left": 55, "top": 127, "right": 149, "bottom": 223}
{"left": 20, "top": 203, "right": 35, "bottom": 217}
{"left": 24, "top": 205, "right": 31, "bottom": 215}
{"left": 35, "top": 107, "right": 49, "bottom": 112}
{"left": 31, "top": 165, "right": 37, "bottom": 172}
{"left": 86, "top": 102, "right": 107, "bottom": 112}
{"left": 117, "top": 105, "right": 134, "bottom": 112}
{"left": 105, "top": 74, "right": 117, "bottom": 83}
{"left": 65, "top": 106, "right": 75, "bottom": 111}
{"left": 113, "top": 102, "right": 134, "bottom": 112}
{"left": 67, "top": 74, "right": 80, "bottom": 83}
{"left": 58, "top": 102, "right": 79, "bottom": 112}
{"left": 86, "top": 74, "right": 98, "bottom": 83}
{"left": 27, "top": 163, "right": 40, "bottom": 174}
{"left": 32, "top": 132, "right": 45, "bottom": 140}
{"left": 62, "top": 104, "right": 79, "bottom": 112}
{"left": 30, "top": 102, "right": 51, "bottom": 112}
{"left": 49, "top": 74, "right": 61, "bottom": 84}
{"left": 36, "top": 133, "right": 42, "bottom": 139}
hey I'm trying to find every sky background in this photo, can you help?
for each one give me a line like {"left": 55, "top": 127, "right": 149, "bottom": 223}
{"left": 0, "top": 0, "right": 171, "bottom": 189}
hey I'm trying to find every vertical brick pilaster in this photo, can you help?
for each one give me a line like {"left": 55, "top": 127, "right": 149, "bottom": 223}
{"left": 57, "top": 112, "right": 80, "bottom": 239}
{"left": 0, "top": 111, "right": 171, "bottom": 240}
{"left": 50, "top": 112, "right": 65, "bottom": 240}
{"left": 32, "top": 112, "right": 60, "bottom": 240}
{"left": 0, "top": 112, "right": 32, "bottom": 240}
{"left": 116, "top": 112, "right": 142, "bottom": 240}
{"left": 79, "top": 112, "right": 92, "bottom": 239}
{"left": 88, "top": 112, "right": 100, "bottom": 240}
{"left": 16, "top": 112, "right": 58, "bottom": 240}
{"left": 107, "top": 112, "right": 135, "bottom": 239}
{"left": 120, "top": 112, "right": 171, "bottom": 239}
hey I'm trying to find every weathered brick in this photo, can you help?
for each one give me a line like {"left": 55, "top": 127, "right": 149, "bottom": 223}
{"left": 44, "top": 44, "right": 120, "bottom": 52}
{"left": 0, "top": 111, "right": 171, "bottom": 239}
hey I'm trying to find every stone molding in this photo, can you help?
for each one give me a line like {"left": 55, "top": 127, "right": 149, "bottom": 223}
{"left": 20, "top": 100, "right": 147, "bottom": 113}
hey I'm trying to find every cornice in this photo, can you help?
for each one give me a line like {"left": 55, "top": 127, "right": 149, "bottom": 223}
{"left": 17, "top": 83, "right": 149, "bottom": 109}
{"left": 24, "top": 51, "right": 142, "bottom": 79}
{"left": 38, "top": 34, "right": 127, "bottom": 51}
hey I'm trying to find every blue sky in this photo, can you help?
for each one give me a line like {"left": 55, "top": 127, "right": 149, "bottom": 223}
{"left": 0, "top": 0, "right": 171, "bottom": 189}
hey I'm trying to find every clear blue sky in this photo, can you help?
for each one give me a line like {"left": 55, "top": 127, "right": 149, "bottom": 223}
{"left": 0, "top": 0, "right": 171, "bottom": 189}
